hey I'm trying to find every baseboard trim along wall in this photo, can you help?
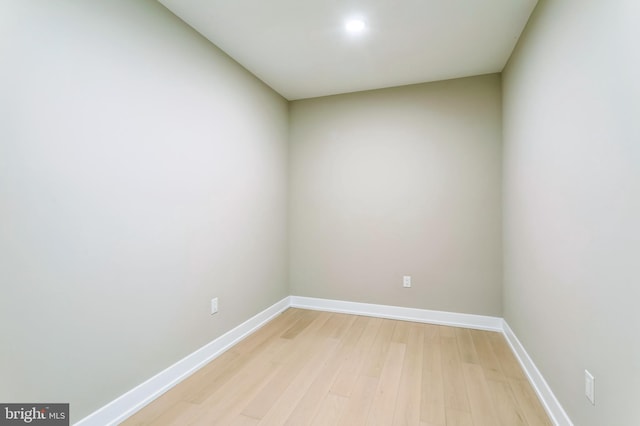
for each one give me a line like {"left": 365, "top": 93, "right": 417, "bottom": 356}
{"left": 289, "top": 295, "right": 503, "bottom": 331}
{"left": 75, "top": 295, "right": 571, "bottom": 426}
{"left": 502, "top": 321, "right": 574, "bottom": 426}
{"left": 74, "top": 297, "right": 290, "bottom": 426}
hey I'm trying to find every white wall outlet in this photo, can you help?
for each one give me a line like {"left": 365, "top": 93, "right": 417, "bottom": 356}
{"left": 211, "top": 297, "right": 218, "bottom": 315}
{"left": 403, "top": 275, "right": 411, "bottom": 288}
{"left": 585, "top": 369, "right": 595, "bottom": 405}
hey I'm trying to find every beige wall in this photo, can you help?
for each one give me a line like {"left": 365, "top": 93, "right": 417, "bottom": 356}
{"left": 503, "top": 0, "right": 640, "bottom": 424}
{"left": 289, "top": 75, "right": 503, "bottom": 316}
{"left": 0, "top": 1, "right": 288, "bottom": 422}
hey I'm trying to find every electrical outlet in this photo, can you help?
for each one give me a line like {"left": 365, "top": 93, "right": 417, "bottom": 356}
{"left": 585, "top": 370, "right": 595, "bottom": 405}
{"left": 403, "top": 275, "right": 411, "bottom": 288}
{"left": 211, "top": 297, "right": 218, "bottom": 315}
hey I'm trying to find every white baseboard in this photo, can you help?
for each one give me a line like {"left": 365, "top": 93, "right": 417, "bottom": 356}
{"left": 76, "top": 295, "right": 571, "bottom": 426}
{"left": 502, "top": 321, "right": 573, "bottom": 426}
{"left": 289, "top": 295, "right": 503, "bottom": 331}
{"left": 74, "top": 296, "right": 290, "bottom": 426}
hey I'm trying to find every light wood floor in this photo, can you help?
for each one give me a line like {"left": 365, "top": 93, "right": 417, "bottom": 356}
{"left": 122, "top": 308, "right": 552, "bottom": 426}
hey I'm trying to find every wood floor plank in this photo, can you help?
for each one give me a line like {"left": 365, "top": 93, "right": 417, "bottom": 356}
{"left": 444, "top": 408, "right": 474, "bottom": 426}
{"left": 462, "top": 362, "right": 500, "bottom": 426}
{"left": 227, "top": 414, "right": 259, "bottom": 426}
{"left": 147, "top": 401, "right": 202, "bottom": 426}
{"left": 391, "top": 319, "right": 411, "bottom": 343}
{"left": 420, "top": 324, "right": 446, "bottom": 426}
{"left": 470, "top": 329, "right": 507, "bottom": 383}
{"left": 239, "top": 312, "right": 341, "bottom": 421}
{"left": 309, "top": 393, "right": 348, "bottom": 426}
{"left": 330, "top": 316, "right": 382, "bottom": 397}
{"left": 486, "top": 379, "right": 527, "bottom": 426}
{"left": 438, "top": 325, "right": 456, "bottom": 338}
{"left": 255, "top": 337, "right": 341, "bottom": 425}
{"left": 121, "top": 309, "right": 552, "bottom": 426}
{"left": 282, "top": 314, "right": 360, "bottom": 425}
{"left": 509, "top": 378, "right": 553, "bottom": 426}
{"left": 455, "top": 328, "right": 479, "bottom": 364}
{"left": 181, "top": 309, "right": 304, "bottom": 406}
{"left": 239, "top": 339, "right": 318, "bottom": 419}
{"left": 486, "top": 331, "right": 527, "bottom": 380}
{"left": 320, "top": 312, "right": 356, "bottom": 339}
{"left": 440, "top": 335, "right": 471, "bottom": 412}
{"left": 362, "top": 320, "right": 397, "bottom": 378}
{"left": 194, "top": 312, "right": 335, "bottom": 424}
{"left": 188, "top": 353, "right": 282, "bottom": 424}
{"left": 280, "top": 309, "right": 319, "bottom": 339}
{"left": 392, "top": 323, "right": 424, "bottom": 426}
{"left": 337, "top": 375, "right": 378, "bottom": 426}
{"left": 177, "top": 349, "right": 244, "bottom": 404}
{"left": 233, "top": 308, "right": 301, "bottom": 354}
{"left": 366, "top": 342, "right": 406, "bottom": 425}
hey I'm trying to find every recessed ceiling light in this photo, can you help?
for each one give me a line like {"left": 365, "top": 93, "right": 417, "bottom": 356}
{"left": 345, "top": 19, "right": 366, "bottom": 33}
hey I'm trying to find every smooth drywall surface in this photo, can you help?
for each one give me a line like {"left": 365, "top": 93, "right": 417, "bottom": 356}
{"left": 289, "top": 75, "right": 503, "bottom": 316}
{"left": 0, "top": 0, "right": 288, "bottom": 422}
{"left": 503, "top": 0, "right": 640, "bottom": 424}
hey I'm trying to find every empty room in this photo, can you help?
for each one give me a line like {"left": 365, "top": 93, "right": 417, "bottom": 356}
{"left": 1, "top": 0, "right": 638, "bottom": 425}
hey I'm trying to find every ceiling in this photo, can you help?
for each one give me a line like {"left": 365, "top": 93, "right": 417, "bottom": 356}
{"left": 158, "top": 0, "right": 538, "bottom": 100}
